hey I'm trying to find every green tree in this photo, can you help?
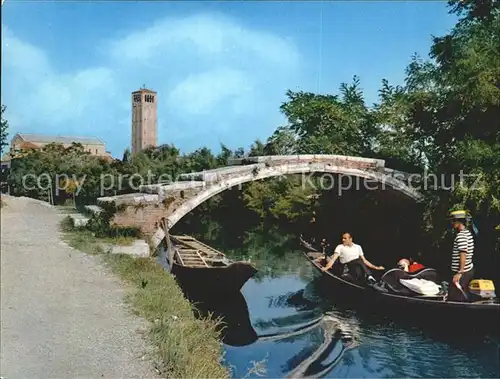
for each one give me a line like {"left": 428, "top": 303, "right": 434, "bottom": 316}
{"left": 404, "top": 2, "right": 499, "bottom": 218}
{"left": 248, "top": 139, "right": 266, "bottom": 157}
{"left": 378, "top": 0, "right": 500, "bottom": 277}
{"left": 264, "top": 127, "right": 298, "bottom": 155}
{"left": 447, "top": 0, "right": 499, "bottom": 23}
{"left": 279, "top": 76, "right": 377, "bottom": 156}
{"left": 216, "top": 144, "right": 233, "bottom": 165}
{"left": 122, "top": 148, "right": 131, "bottom": 163}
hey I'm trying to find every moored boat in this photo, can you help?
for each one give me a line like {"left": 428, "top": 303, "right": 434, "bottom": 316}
{"left": 300, "top": 237, "right": 500, "bottom": 333}
{"left": 163, "top": 234, "right": 257, "bottom": 294}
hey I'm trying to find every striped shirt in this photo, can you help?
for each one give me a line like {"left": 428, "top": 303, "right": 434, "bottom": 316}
{"left": 451, "top": 229, "right": 474, "bottom": 272}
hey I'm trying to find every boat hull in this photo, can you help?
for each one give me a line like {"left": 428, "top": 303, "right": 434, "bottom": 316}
{"left": 160, "top": 234, "right": 258, "bottom": 294}
{"left": 171, "top": 260, "right": 258, "bottom": 294}
{"left": 300, "top": 238, "right": 500, "bottom": 333}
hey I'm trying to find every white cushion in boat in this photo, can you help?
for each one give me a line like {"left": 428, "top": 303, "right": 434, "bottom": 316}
{"left": 399, "top": 278, "right": 441, "bottom": 295}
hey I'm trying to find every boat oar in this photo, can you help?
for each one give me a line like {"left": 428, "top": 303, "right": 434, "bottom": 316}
{"left": 455, "top": 282, "right": 469, "bottom": 301}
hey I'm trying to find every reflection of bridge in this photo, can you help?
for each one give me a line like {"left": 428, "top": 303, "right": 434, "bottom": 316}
{"left": 97, "top": 154, "right": 421, "bottom": 248}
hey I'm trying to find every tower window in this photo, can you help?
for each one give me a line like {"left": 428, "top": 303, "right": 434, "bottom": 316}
{"left": 144, "top": 94, "right": 155, "bottom": 103}
{"left": 133, "top": 94, "right": 141, "bottom": 102}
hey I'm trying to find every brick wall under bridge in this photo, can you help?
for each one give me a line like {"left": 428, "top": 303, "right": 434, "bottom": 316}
{"left": 96, "top": 154, "right": 421, "bottom": 251}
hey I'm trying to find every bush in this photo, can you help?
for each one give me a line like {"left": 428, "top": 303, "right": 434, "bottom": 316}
{"left": 60, "top": 215, "right": 75, "bottom": 232}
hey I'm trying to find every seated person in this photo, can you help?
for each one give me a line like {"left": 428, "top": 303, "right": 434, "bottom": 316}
{"left": 409, "top": 258, "right": 425, "bottom": 273}
{"left": 397, "top": 258, "right": 425, "bottom": 273}
{"left": 321, "top": 232, "right": 385, "bottom": 285}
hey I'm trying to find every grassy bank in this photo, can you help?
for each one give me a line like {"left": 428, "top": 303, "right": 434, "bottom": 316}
{"left": 60, "top": 218, "right": 231, "bottom": 378}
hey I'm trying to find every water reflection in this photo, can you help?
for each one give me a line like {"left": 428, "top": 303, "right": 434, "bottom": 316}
{"left": 266, "top": 288, "right": 319, "bottom": 312}
{"left": 214, "top": 272, "right": 499, "bottom": 378}
{"left": 284, "top": 314, "right": 359, "bottom": 378}
{"left": 186, "top": 289, "right": 259, "bottom": 347}
{"left": 187, "top": 272, "right": 363, "bottom": 378}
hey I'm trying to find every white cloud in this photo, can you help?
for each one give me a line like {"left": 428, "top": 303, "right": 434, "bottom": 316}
{"left": 107, "top": 13, "right": 300, "bottom": 68}
{"left": 1, "top": 12, "right": 301, "bottom": 156}
{"left": 2, "top": 25, "right": 116, "bottom": 131}
{"left": 168, "top": 68, "right": 253, "bottom": 116}
{"left": 2, "top": 25, "right": 50, "bottom": 76}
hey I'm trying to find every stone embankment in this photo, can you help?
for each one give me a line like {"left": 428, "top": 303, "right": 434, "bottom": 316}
{"left": 0, "top": 195, "right": 158, "bottom": 378}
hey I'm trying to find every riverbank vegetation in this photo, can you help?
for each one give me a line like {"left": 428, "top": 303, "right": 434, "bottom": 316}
{"left": 60, "top": 217, "right": 231, "bottom": 378}
{"left": 3, "top": 1, "right": 499, "bottom": 277}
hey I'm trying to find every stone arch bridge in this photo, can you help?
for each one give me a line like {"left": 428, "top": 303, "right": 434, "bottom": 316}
{"left": 97, "top": 155, "right": 421, "bottom": 249}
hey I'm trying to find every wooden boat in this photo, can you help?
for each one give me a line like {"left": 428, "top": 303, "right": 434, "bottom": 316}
{"left": 300, "top": 237, "right": 500, "bottom": 332}
{"left": 164, "top": 234, "right": 258, "bottom": 294}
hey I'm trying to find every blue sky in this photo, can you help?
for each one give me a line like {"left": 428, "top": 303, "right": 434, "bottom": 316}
{"left": 1, "top": 1, "right": 457, "bottom": 158}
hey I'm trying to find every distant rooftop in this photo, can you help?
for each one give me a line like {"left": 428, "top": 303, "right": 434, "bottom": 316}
{"left": 14, "top": 133, "right": 105, "bottom": 146}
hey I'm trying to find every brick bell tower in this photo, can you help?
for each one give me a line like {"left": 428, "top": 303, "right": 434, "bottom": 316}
{"left": 131, "top": 87, "right": 158, "bottom": 154}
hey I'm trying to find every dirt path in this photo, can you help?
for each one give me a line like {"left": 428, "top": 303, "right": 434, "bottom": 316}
{"left": 0, "top": 196, "right": 158, "bottom": 379}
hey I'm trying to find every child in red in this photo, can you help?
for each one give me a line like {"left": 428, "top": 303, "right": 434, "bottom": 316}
{"left": 409, "top": 261, "right": 425, "bottom": 273}
{"left": 398, "top": 258, "right": 425, "bottom": 273}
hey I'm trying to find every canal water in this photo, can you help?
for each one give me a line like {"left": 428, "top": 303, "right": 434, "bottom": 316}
{"left": 179, "top": 235, "right": 500, "bottom": 378}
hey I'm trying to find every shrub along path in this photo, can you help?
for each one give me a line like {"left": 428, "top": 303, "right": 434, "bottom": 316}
{"left": 0, "top": 196, "right": 158, "bottom": 378}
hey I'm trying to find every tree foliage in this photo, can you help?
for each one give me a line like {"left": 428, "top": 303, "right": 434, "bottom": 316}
{"left": 278, "top": 76, "right": 376, "bottom": 156}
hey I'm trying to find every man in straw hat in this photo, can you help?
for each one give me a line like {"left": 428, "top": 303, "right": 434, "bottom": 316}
{"left": 447, "top": 210, "right": 475, "bottom": 301}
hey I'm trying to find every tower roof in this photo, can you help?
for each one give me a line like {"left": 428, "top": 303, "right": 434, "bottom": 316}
{"left": 133, "top": 88, "right": 156, "bottom": 94}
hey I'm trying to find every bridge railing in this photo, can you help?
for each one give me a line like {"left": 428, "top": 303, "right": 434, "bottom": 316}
{"left": 228, "top": 154, "right": 385, "bottom": 167}
{"left": 140, "top": 156, "right": 422, "bottom": 196}
{"left": 174, "top": 157, "right": 387, "bottom": 185}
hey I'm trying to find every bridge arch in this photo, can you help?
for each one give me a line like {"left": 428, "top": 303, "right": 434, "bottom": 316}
{"left": 165, "top": 160, "right": 421, "bottom": 229}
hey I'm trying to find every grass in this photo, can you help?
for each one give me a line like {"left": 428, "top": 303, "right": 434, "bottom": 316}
{"left": 102, "top": 254, "right": 230, "bottom": 378}
{"left": 60, "top": 217, "right": 231, "bottom": 378}
{"left": 63, "top": 229, "right": 106, "bottom": 254}
{"left": 101, "top": 235, "right": 135, "bottom": 246}
{"left": 60, "top": 215, "right": 135, "bottom": 246}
